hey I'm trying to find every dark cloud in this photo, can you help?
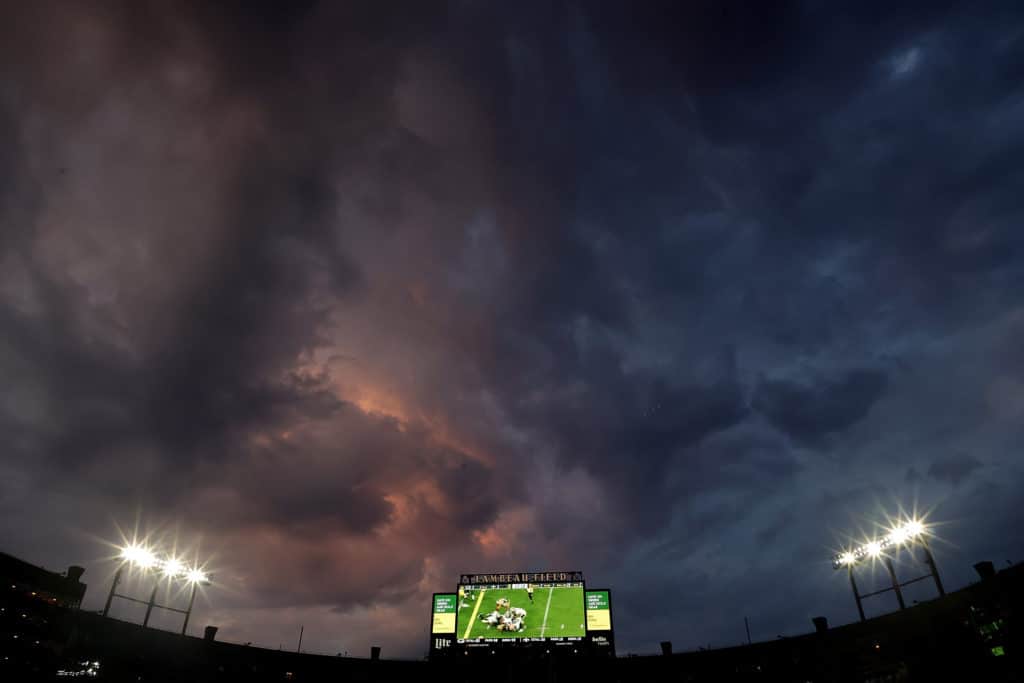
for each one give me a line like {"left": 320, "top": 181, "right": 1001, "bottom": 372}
{"left": 928, "top": 454, "right": 984, "bottom": 486}
{"left": 1, "top": 0, "right": 1023, "bottom": 659}
{"left": 753, "top": 369, "right": 889, "bottom": 443}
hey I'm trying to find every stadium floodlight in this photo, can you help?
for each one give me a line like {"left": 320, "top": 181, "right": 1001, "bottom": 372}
{"left": 829, "top": 516, "right": 945, "bottom": 622}
{"left": 161, "top": 558, "right": 185, "bottom": 578}
{"left": 103, "top": 539, "right": 213, "bottom": 636}
{"left": 887, "top": 526, "right": 911, "bottom": 545}
{"left": 180, "top": 567, "right": 211, "bottom": 636}
{"left": 831, "top": 519, "right": 929, "bottom": 569}
{"left": 902, "top": 520, "right": 924, "bottom": 538}
{"left": 185, "top": 568, "right": 208, "bottom": 585}
{"left": 120, "top": 544, "right": 158, "bottom": 569}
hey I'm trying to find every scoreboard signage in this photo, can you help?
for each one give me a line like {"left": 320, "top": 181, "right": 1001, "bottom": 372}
{"left": 585, "top": 590, "right": 612, "bottom": 631}
{"left": 458, "top": 571, "right": 583, "bottom": 585}
{"left": 432, "top": 593, "right": 457, "bottom": 634}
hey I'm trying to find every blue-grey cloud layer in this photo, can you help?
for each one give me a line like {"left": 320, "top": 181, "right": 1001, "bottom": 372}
{"left": 1, "top": 0, "right": 1022, "bottom": 657}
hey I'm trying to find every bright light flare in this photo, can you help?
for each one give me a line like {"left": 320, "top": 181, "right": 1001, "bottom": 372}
{"left": 903, "top": 520, "right": 924, "bottom": 537}
{"left": 186, "top": 568, "right": 208, "bottom": 585}
{"left": 887, "top": 519, "right": 926, "bottom": 546}
{"left": 161, "top": 558, "right": 185, "bottom": 578}
{"left": 887, "top": 526, "right": 910, "bottom": 545}
{"left": 118, "top": 544, "right": 209, "bottom": 584}
{"left": 832, "top": 517, "right": 932, "bottom": 568}
{"left": 120, "top": 544, "right": 157, "bottom": 569}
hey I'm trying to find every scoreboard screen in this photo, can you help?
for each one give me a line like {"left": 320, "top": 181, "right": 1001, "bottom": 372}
{"left": 454, "top": 572, "right": 585, "bottom": 644}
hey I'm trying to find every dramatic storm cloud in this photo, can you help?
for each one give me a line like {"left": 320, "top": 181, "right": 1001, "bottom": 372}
{"left": 2, "top": 0, "right": 1023, "bottom": 657}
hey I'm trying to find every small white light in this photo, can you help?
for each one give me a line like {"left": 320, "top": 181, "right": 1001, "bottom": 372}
{"left": 120, "top": 544, "right": 158, "bottom": 569}
{"left": 186, "top": 568, "right": 208, "bottom": 584}
{"left": 840, "top": 552, "right": 856, "bottom": 565}
{"left": 903, "top": 520, "right": 924, "bottom": 537}
{"left": 888, "top": 527, "right": 909, "bottom": 545}
{"left": 161, "top": 558, "right": 185, "bottom": 578}
{"left": 865, "top": 541, "right": 883, "bottom": 558}
{"left": 888, "top": 520, "right": 925, "bottom": 545}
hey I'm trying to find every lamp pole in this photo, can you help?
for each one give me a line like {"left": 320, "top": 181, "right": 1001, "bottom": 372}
{"left": 920, "top": 539, "right": 945, "bottom": 596}
{"left": 883, "top": 557, "right": 906, "bottom": 610}
{"left": 102, "top": 566, "right": 123, "bottom": 618}
{"left": 181, "top": 582, "right": 199, "bottom": 636}
{"left": 142, "top": 582, "right": 160, "bottom": 627}
{"left": 847, "top": 566, "right": 866, "bottom": 622}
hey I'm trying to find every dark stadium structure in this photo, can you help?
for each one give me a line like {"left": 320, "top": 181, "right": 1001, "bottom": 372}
{"left": 1, "top": 551, "right": 87, "bottom": 609}
{"left": 1, "top": 549, "right": 1020, "bottom": 681}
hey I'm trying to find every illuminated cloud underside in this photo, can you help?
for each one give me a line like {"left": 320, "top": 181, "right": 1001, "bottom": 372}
{"left": 0, "top": 0, "right": 1023, "bottom": 658}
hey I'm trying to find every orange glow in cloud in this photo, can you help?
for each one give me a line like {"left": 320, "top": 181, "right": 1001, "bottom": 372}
{"left": 472, "top": 506, "right": 535, "bottom": 558}
{"left": 382, "top": 479, "right": 447, "bottom": 532}
{"left": 290, "top": 354, "right": 496, "bottom": 467}
{"left": 351, "top": 387, "right": 409, "bottom": 423}
{"left": 343, "top": 376, "right": 495, "bottom": 467}
{"left": 424, "top": 418, "right": 494, "bottom": 467}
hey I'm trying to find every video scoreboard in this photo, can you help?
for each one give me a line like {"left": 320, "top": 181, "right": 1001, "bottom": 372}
{"left": 429, "top": 572, "right": 614, "bottom": 658}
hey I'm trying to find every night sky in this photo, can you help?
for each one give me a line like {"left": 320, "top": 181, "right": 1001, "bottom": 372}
{"left": 2, "top": 0, "right": 1024, "bottom": 659}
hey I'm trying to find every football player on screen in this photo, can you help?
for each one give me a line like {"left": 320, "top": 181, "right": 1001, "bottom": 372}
{"left": 479, "top": 611, "right": 502, "bottom": 627}
{"left": 526, "top": 584, "right": 534, "bottom": 603}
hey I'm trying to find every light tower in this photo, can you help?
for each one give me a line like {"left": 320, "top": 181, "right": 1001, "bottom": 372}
{"left": 103, "top": 542, "right": 212, "bottom": 635}
{"left": 831, "top": 518, "right": 944, "bottom": 621}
